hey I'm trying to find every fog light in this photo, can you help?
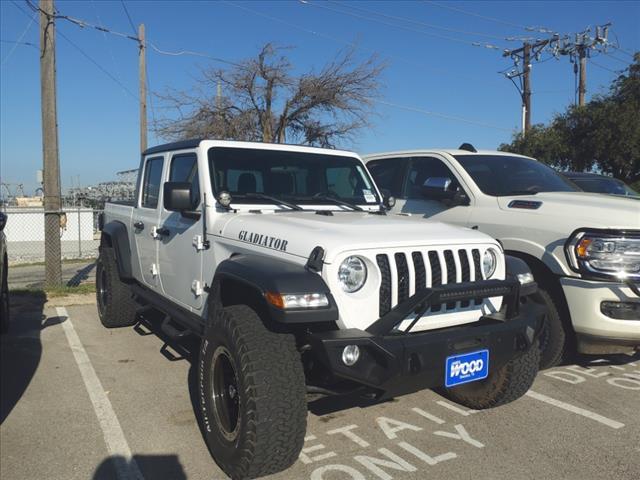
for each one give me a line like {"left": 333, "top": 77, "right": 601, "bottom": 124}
{"left": 342, "top": 345, "right": 360, "bottom": 366}
{"left": 601, "top": 301, "right": 640, "bottom": 320}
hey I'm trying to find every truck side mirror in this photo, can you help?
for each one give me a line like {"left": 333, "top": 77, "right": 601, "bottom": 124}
{"left": 380, "top": 189, "right": 396, "bottom": 209}
{"left": 164, "top": 182, "right": 195, "bottom": 212}
{"left": 421, "top": 177, "right": 455, "bottom": 201}
{"left": 0, "top": 212, "right": 6, "bottom": 231}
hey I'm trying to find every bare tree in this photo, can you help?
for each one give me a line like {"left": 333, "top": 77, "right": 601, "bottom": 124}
{"left": 154, "top": 44, "right": 385, "bottom": 147}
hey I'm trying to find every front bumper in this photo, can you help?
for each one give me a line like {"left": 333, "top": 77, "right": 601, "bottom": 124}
{"left": 307, "top": 279, "right": 545, "bottom": 399}
{"left": 560, "top": 277, "right": 640, "bottom": 354}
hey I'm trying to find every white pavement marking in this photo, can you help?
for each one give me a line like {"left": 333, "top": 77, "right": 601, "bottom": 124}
{"left": 57, "top": 307, "right": 144, "bottom": 480}
{"left": 525, "top": 390, "right": 625, "bottom": 430}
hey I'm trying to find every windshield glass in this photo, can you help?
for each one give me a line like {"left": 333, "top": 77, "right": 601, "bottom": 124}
{"left": 208, "top": 147, "right": 380, "bottom": 207}
{"left": 570, "top": 176, "right": 640, "bottom": 197}
{"left": 454, "top": 154, "right": 578, "bottom": 196}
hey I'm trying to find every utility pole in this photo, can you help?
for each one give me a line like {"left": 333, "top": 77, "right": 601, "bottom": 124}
{"left": 138, "top": 24, "right": 147, "bottom": 153}
{"left": 577, "top": 45, "right": 587, "bottom": 106}
{"left": 522, "top": 43, "right": 532, "bottom": 134}
{"left": 39, "top": 0, "right": 62, "bottom": 287}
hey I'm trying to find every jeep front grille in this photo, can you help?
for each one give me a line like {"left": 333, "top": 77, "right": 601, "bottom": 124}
{"left": 376, "top": 248, "right": 484, "bottom": 317}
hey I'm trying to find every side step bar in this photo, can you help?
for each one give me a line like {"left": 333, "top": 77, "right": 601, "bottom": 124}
{"left": 160, "top": 315, "right": 192, "bottom": 340}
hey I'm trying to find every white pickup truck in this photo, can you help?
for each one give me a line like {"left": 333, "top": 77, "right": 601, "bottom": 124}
{"left": 99, "top": 140, "right": 545, "bottom": 479}
{"left": 365, "top": 145, "right": 640, "bottom": 369}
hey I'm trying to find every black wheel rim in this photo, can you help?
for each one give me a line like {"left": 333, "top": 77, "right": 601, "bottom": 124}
{"left": 211, "top": 346, "right": 240, "bottom": 441}
{"left": 97, "top": 263, "right": 108, "bottom": 316}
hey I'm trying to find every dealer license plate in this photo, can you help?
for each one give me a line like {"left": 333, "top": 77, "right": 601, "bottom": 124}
{"left": 445, "top": 349, "right": 489, "bottom": 388}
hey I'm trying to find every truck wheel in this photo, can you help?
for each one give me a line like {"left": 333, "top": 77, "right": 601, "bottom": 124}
{"left": 198, "top": 304, "right": 306, "bottom": 479}
{"left": 536, "top": 287, "right": 567, "bottom": 370}
{"left": 444, "top": 343, "right": 540, "bottom": 409}
{"left": 96, "top": 247, "right": 137, "bottom": 328}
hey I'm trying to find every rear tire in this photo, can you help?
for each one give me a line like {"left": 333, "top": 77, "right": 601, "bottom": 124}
{"left": 444, "top": 343, "right": 540, "bottom": 409}
{"left": 96, "top": 247, "right": 137, "bottom": 328}
{"left": 198, "top": 304, "right": 307, "bottom": 479}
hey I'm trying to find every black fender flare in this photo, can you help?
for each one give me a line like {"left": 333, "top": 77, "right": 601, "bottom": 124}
{"left": 212, "top": 254, "right": 339, "bottom": 324}
{"left": 100, "top": 221, "right": 133, "bottom": 282}
{"left": 505, "top": 254, "right": 537, "bottom": 297}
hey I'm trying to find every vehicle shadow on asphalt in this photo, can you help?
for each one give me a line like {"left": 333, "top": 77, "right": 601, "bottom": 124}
{"left": 66, "top": 261, "right": 96, "bottom": 287}
{"left": 0, "top": 291, "right": 52, "bottom": 425}
{"left": 93, "top": 454, "right": 187, "bottom": 480}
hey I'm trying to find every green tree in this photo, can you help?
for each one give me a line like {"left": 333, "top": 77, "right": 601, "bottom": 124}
{"left": 500, "top": 53, "right": 640, "bottom": 184}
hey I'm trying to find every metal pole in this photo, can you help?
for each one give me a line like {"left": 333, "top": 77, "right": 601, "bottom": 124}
{"left": 40, "top": 0, "right": 62, "bottom": 287}
{"left": 138, "top": 24, "right": 147, "bottom": 153}
{"left": 78, "top": 206, "right": 82, "bottom": 258}
{"left": 522, "top": 43, "right": 532, "bottom": 134}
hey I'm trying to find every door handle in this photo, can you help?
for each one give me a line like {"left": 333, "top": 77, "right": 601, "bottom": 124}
{"left": 155, "top": 227, "right": 170, "bottom": 237}
{"left": 134, "top": 221, "right": 144, "bottom": 230}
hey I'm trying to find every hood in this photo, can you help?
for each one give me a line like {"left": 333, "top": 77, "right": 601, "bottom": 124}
{"left": 218, "top": 211, "right": 498, "bottom": 263}
{"left": 496, "top": 191, "right": 640, "bottom": 229}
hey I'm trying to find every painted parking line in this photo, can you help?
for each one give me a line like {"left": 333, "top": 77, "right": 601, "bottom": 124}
{"left": 525, "top": 390, "right": 625, "bottom": 429}
{"left": 56, "top": 307, "right": 145, "bottom": 480}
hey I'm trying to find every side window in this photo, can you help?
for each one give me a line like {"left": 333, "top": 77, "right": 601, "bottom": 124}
{"left": 367, "top": 159, "right": 404, "bottom": 197}
{"left": 170, "top": 153, "right": 200, "bottom": 208}
{"left": 406, "top": 157, "right": 460, "bottom": 200}
{"left": 141, "top": 156, "right": 164, "bottom": 209}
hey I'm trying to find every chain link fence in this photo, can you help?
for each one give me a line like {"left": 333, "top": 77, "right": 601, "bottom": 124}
{"left": 4, "top": 207, "right": 102, "bottom": 265}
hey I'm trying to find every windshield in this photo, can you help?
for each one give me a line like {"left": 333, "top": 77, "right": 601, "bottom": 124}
{"left": 454, "top": 154, "right": 578, "bottom": 196}
{"left": 208, "top": 147, "right": 380, "bottom": 207}
{"left": 569, "top": 176, "right": 640, "bottom": 197}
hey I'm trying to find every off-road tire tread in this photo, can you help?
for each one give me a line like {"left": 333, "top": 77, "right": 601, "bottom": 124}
{"left": 445, "top": 343, "right": 540, "bottom": 409}
{"left": 536, "top": 287, "right": 566, "bottom": 370}
{"left": 204, "top": 305, "right": 306, "bottom": 479}
{"left": 97, "top": 247, "right": 137, "bottom": 328}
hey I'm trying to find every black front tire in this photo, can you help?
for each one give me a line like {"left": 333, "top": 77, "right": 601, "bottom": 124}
{"left": 536, "top": 287, "right": 567, "bottom": 370}
{"left": 96, "top": 247, "right": 138, "bottom": 328}
{"left": 198, "top": 305, "right": 307, "bottom": 479}
{"left": 444, "top": 343, "right": 540, "bottom": 409}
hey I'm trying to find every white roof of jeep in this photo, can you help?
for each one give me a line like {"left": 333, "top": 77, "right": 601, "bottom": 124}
{"left": 144, "top": 139, "right": 361, "bottom": 159}
{"left": 363, "top": 149, "right": 535, "bottom": 162}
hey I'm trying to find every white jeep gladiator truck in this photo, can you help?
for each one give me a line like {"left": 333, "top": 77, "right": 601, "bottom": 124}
{"left": 98, "top": 140, "right": 545, "bottom": 479}
{"left": 365, "top": 144, "right": 640, "bottom": 370}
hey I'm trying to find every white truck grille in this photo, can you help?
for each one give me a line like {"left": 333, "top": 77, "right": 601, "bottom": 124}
{"left": 375, "top": 248, "right": 484, "bottom": 317}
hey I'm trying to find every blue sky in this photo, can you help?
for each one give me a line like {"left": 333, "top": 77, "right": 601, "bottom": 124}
{"left": 1, "top": 0, "right": 639, "bottom": 195}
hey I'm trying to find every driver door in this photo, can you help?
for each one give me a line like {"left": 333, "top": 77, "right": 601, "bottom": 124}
{"left": 398, "top": 156, "right": 472, "bottom": 226}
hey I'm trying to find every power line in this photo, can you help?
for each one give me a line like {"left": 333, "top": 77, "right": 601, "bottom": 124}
{"left": 375, "top": 99, "right": 512, "bottom": 132}
{"left": 57, "top": 29, "right": 138, "bottom": 101}
{"left": 589, "top": 58, "right": 621, "bottom": 74}
{"left": 225, "top": 1, "right": 486, "bottom": 82}
{"left": 299, "top": 0, "right": 502, "bottom": 50}
{"left": 25, "top": 0, "right": 140, "bottom": 42}
{"left": 147, "top": 41, "right": 243, "bottom": 67}
{"left": 90, "top": 0, "right": 127, "bottom": 98}
{"left": 327, "top": 0, "right": 530, "bottom": 42}
{"left": 424, "top": 0, "right": 555, "bottom": 34}
{"left": 2, "top": 4, "right": 36, "bottom": 65}
{"left": 1, "top": 39, "right": 38, "bottom": 49}
{"left": 120, "top": 0, "right": 137, "bottom": 37}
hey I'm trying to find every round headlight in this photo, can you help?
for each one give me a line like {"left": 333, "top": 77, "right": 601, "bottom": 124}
{"left": 482, "top": 248, "right": 498, "bottom": 279}
{"left": 338, "top": 256, "right": 367, "bottom": 292}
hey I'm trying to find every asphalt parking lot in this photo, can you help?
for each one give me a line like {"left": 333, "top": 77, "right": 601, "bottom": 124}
{"left": 1, "top": 298, "right": 639, "bottom": 480}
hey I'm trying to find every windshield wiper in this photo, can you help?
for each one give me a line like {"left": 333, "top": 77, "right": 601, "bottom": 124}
{"left": 243, "top": 193, "right": 303, "bottom": 211}
{"left": 311, "top": 193, "right": 364, "bottom": 211}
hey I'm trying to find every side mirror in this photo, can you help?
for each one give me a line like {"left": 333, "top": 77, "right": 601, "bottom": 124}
{"left": 380, "top": 189, "right": 396, "bottom": 209}
{"left": 421, "top": 177, "right": 455, "bottom": 201}
{"left": 0, "top": 212, "right": 6, "bottom": 231}
{"left": 164, "top": 182, "right": 195, "bottom": 212}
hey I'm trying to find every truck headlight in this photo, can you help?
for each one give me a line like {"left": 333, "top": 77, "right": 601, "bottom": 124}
{"left": 338, "top": 256, "right": 367, "bottom": 292}
{"left": 482, "top": 248, "right": 498, "bottom": 279}
{"left": 565, "top": 229, "right": 640, "bottom": 280}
